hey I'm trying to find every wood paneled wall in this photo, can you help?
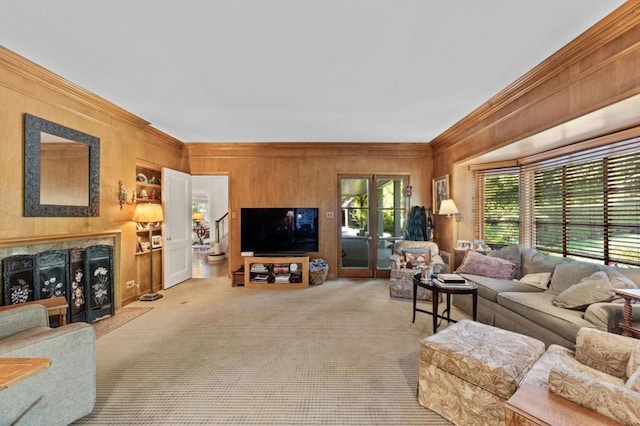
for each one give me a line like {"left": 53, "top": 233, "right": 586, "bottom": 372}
{"left": 0, "top": 47, "right": 186, "bottom": 307}
{"left": 430, "top": 3, "right": 640, "bottom": 254}
{"left": 186, "top": 142, "right": 433, "bottom": 277}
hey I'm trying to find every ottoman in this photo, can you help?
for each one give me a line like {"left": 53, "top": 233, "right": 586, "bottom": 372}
{"left": 417, "top": 320, "right": 545, "bottom": 425}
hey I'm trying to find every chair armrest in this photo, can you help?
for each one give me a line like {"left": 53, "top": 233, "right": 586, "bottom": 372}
{"left": 549, "top": 367, "right": 640, "bottom": 425}
{"left": 0, "top": 305, "right": 49, "bottom": 339}
{"left": 575, "top": 327, "right": 639, "bottom": 380}
{"left": 429, "top": 254, "right": 445, "bottom": 274}
{"left": 389, "top": 254, "right": 402, "bottom": 270}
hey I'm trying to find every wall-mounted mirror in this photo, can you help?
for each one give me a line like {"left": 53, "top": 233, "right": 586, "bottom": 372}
{"left": 24, "top": 113, "right": 100, "bottom": 217}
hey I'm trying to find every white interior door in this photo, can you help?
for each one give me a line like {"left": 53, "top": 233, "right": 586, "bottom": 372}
{"left": 162, "top": 168, "right": 192, "bottom": 288}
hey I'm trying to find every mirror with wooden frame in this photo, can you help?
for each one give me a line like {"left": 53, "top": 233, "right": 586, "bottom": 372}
{"left": 24, "top": 113, "right": 100, "bottom": 217}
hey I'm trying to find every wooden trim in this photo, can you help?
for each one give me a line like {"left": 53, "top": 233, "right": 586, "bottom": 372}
{"left": 185, "top": 142, "right": 432, "bottom": 159}
{"left": 518, "top": 125, "right": 640, "bottom": 166}
{"left": 431, "top": 2, "right": 640, "bottom": 151}
{"left": 468, "top": 160, "right": 518, "bottom": 171}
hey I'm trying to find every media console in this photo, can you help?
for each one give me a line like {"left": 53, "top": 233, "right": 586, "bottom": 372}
{"left": 244, "top": 256, "right": 309, "bottom": 289}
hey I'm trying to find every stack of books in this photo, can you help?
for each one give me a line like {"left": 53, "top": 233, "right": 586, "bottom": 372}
{"left": 434, "top": 273, "right": 470, "bottom": 288}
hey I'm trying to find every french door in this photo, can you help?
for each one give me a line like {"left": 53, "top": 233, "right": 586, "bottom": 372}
{"left": 338, "top": 174, "right": 409, "bottom": 278}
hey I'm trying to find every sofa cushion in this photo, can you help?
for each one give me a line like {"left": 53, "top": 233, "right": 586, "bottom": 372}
{"left": 520, "top": 247, "right": 566, "bottom": 277}
{"left": 497, "top": 291, "right": 595, "bottom": 343}
{"left": 402, "top": 249, "right": 430, "bottom": 268}
{"left": 459, "top": 273, "right": 543, "bottom": 303}
{"left": 552, "top": 271, "right": 616, "bottom": 310}
{"left": 547, "top": 261, "right": 601, "bottom": 296}
{"left": 517, "top": 272, "right": 552, "bottom": 290}
{"left": 627, "top": 344, "right": 640, "bottom": 379}
{"left": 487, "top": 245, "right": 522, "bottom": 279}
{"left": 456, "top": 250, "right": 517, "bottom": 279}
{"left": 583, "top": 300, "right": 625, "bottom": 330}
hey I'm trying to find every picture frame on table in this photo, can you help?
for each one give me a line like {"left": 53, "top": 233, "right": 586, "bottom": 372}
{"left": 151, "top": 235, "right": 162, "bottom": 248}
{"left": 432, "top": 174, "right": 450, "bottom": 214}
{"left": 457, "top": 240, "right": 472, "bottom": 250}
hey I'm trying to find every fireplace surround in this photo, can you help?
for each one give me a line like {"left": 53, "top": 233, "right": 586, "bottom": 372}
{"left": 0, "top": 231, "right": 120, "bottom": 324}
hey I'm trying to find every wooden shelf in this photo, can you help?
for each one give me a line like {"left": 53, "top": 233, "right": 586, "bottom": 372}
{"left": 244, "top": 256, "right": 309, "bottom": 289}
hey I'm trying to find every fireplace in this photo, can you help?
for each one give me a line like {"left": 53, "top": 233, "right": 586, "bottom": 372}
{"left": 0, "top": 232, "right": 119, "bottom": 324}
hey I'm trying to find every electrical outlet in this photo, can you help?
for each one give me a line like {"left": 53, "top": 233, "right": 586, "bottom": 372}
{"left": 326, "top": 212, "right": 334, "bottom": 219}
{"left": 126, "top": 280, "right": 135, "bottom": 289}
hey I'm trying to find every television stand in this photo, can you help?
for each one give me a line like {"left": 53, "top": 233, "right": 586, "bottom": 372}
{"left": 244, "top": 256, "right": 309, "bottom": 289}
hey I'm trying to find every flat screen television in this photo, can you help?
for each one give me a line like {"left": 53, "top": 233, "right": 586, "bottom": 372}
{"left": 241, "top": 207, "right": 319, "bottom": 255}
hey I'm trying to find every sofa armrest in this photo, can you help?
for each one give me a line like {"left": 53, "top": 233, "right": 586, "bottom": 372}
{"left": 0, "top": 305, "right": 49, "bottom": 339}
{"left": 549, "top": 367, "right": 640, "bottom": 425}
{"left": 575, "top": 327, "right": 639, "bottom": 380}
{"left": 0, "top": 322, "right": 96, "bottom": 425}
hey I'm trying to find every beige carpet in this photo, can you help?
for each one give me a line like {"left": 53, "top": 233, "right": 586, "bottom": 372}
{"left": 75, "top": 277, "right": 455, "bottom": 425}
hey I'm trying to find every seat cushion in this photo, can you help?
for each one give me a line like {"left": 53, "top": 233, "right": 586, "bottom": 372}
{"left": 497, "top": 291, "right": 595, "bottom": 342}
{"left": 459, "top": 273, "right": 543, "bottom": 303}
{"left": 419, "top": 320, "right": 545, "bottom": 399}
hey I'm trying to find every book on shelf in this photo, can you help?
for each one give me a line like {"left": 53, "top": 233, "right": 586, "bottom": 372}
{"left": 436, "top": 273, "right": 466, "bottom": 283}
{"left": 275, "top": 274, "right": 291, "bottom": 283}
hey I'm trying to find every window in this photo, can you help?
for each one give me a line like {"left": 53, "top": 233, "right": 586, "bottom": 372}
{"left": 522, "top": 141, "right": 640, "bottom": 266}
{"left": 475, "top": 138, "right": 640, "bottom": 267}
{"left": 474, "top": 169, "right": 520, "bottom": 249}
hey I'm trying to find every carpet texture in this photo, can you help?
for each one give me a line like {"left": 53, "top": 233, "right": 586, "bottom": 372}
{"left": 92, "top": 307, "right": 152, "bottom": 339}
{"left": 75, "top": 277, "right": 453, "bottom": 425}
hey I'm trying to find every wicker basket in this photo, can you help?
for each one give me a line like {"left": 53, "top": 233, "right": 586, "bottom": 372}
{"left": 309, "top": 259, "right": 329, "bottom": 285}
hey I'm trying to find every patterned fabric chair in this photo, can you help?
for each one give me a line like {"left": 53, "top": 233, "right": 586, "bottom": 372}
{"left": 533, "top": 328, "right": 640, "bottom": 425}
{"left": 389, "top": 240, "right": 444, "bottom": 300}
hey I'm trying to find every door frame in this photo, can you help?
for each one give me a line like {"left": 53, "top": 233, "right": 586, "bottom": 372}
{"left": 337, "top": 174, "right": 409, "bottom": 278}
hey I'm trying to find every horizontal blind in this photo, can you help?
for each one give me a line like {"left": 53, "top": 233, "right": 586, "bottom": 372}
{"left": 474, "top": 168, "right": 520, "bottom": 248}
{"left": 522, "top": 138, "right": 640, "bottom": 266}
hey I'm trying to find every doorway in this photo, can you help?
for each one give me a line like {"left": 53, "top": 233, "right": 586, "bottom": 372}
{"left": 338, "top": 174, "right": 409, "bottom": 278}
{"left": 191, "top": 175, "right": 229, "bottom": 279}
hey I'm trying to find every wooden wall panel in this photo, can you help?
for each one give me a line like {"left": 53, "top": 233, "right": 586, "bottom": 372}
{"left": 0, "top": 47, "right": 186, "bottom": 308}
{"left": 187, "top": 143, "right": 433, "bottom": 278}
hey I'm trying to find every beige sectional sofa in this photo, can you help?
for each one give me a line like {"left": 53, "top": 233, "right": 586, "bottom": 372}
{"left": 452, "top": 245, "right": 640, "bottom": 348}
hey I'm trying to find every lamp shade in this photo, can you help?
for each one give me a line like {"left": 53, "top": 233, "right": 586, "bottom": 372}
{"left": 192, "top": 211, "right": 204, "bottom": 221}
{"left": 438, "top": 199, "right": 459, "bottom": 216}
{"left": 133, "top": 203, "right": 164, "bottom": 223}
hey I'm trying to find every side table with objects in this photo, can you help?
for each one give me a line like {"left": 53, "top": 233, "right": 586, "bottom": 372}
{"left": 611, "top": 288, "right": 640, "bottom": 337}
{"left": 412, "top": 273, "right": 477, "bottom": 333}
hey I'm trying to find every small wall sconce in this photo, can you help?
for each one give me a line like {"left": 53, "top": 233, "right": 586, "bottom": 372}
{"left": 438, "top": 199, "right": 462, "bottom": 222}
{"left": 118, "top": 180, "right": 136, "bottom": 210}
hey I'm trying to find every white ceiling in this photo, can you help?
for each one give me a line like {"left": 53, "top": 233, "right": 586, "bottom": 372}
{"left": 0, "top": 1, "right": 626, "bottom": 143}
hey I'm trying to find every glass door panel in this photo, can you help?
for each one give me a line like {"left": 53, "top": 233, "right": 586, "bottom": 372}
{"left": 338, "top": 175, "right": 408, "bottom": 278}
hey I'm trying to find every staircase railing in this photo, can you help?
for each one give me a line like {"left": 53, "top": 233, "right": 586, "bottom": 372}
{"left": 214, "top": 212, "right": 229, "bottom": 245}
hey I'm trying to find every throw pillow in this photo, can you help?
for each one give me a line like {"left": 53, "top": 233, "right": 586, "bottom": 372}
{"left": 517, "top": 272, "right": 552, "bottom": 290}
{"left": 552, "top": 271, "right": 615, "bottom": 310}
{"left": 455, "top": 250, "right": 517, "bottom": 279}
{"left": 403, "top": 251, "right": 430, "bottom": 268}
{"left": 487, "top": 245, "right": 522, "bottom": 278}
{"left": 602, "top": 266, "right": 639, "bottom": 290}
{"left": 547, "top": 262, "right": 601, "bottom": 296}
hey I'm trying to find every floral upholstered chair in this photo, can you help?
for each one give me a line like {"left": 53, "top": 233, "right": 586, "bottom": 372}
{"left": 389, "top": 240, "right": 444, "bottom": 300}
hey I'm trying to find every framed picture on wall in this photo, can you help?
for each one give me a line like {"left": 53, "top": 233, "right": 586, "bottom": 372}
{"left": 432, "top": 174, "right": 450, "bottom": 214}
